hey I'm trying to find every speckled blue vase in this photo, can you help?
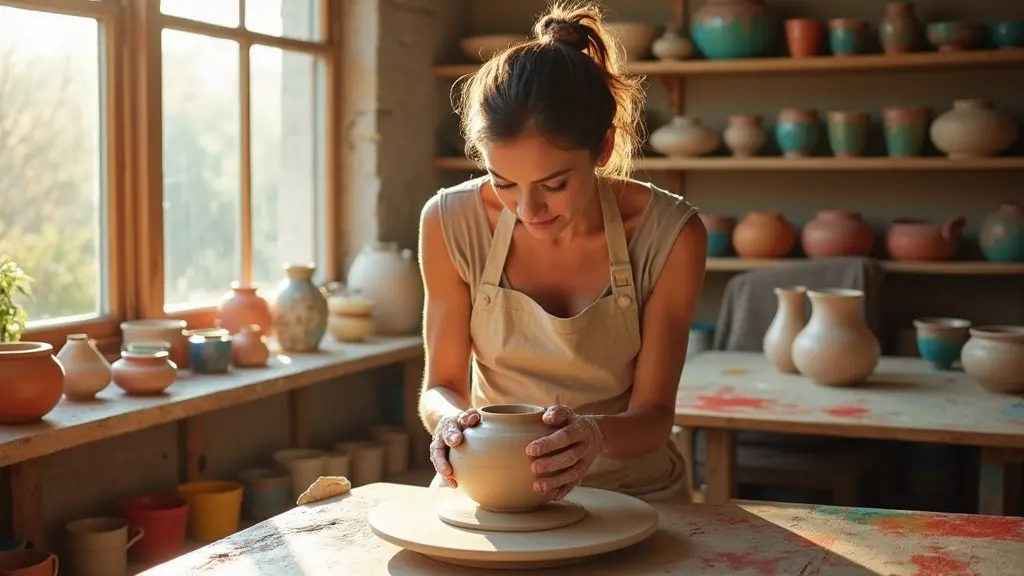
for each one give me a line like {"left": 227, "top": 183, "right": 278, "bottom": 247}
{"left": 913, "top": 317, "right": 970, "bottom": 370}
{"left": 273, "top": 264, "right": 328, "bottom": 352}
{"left": 691, "top": 0, "right": 777, "bottom": 60}
{"left": 980, "top": 204, "right": 1024, "bottom": 262}
{"left": 991, "top": 20, "right": 1024, "bottom": 48}
{"left": 775, "top": 108, "right": 820, "bottom": 158}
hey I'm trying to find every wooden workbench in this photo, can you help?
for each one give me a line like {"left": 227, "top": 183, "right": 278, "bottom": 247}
{"left": 139, "top": 482, "right": 1024, "bottom": 575}
{"left": 675, "top": 351, "right": 1024, "bottom": 513}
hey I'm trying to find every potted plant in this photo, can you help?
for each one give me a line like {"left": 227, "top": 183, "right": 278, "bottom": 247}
{"left": 0, "top": 255, "right": 33, "bottom": 342}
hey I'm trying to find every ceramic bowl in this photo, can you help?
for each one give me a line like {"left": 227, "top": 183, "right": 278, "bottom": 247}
{"left": 925, "top": 21, "right": 985, "bottom": 52}
{"left": 913, "top": 317, "right": 971, "bottom": 370}
{"left": 458, "top": 34, "right": 528, "bottom": 62}
{"left": 991, "top": 20, "right": 1024, "bottom": 48}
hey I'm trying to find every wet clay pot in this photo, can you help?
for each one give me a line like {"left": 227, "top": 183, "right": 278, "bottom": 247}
{"left": 0, "top": 342, "right": 65, "bottom": 424}
{"left": 723, "top": 114, "right": 766, "bottom": 157}
{"left": 886, "top": 217, "right": 965, "bottom": 261}
{"left": 733, "top": 212, "right": 797, "bottom": 258}
{"left": 448, "top": 404, "right": 556, "bottom": 512}
{"left": 785, "top": 18, "right": 825, "bottom": 58}
{"left": 699, "top": 213, "right": 736, "bottom": 257}
{"left": 801, "top": 210, "right": 874, "bottom": 258}
{"left": 980, "top": 204, "right": 1024, "bottom": 262}
{"left": 883, "top": 106, "right": 929, "bottom": 157}
{"left": 763, "top": 286, "right": 808, "bottom": 373}
{"left": 216, "top": 283, "right": 273, "bottom": 335}
{"left": 960, "top": 326, "right": 1024, "bottom": 394}
{"left": 791, "top": 289, "right": 880, "bottom": 387}
{"left": 879, "top": 2, "right": 920, "bottom": 54}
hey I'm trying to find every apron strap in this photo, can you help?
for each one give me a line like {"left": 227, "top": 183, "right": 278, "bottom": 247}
{"left": 480, "top": 208, "right": 517, "bottom": 288}
{"left": 598, "top": 180, "right": 638, "bottom": 310}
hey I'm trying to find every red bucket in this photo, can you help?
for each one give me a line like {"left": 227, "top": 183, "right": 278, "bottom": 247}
{"left": 117, "top": 492, "right": 189, "bottom": 564}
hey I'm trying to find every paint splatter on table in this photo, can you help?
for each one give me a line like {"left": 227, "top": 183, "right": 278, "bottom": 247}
{"left": 139, "top": 483, "right": 1023, "bottom": 576}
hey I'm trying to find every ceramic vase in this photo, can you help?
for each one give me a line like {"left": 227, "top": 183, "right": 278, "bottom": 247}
{"left": 346, "top": 242, "right": 423, "bottom": 335}
{"left": 826, "top": 111, "right": 869, "bottom": 157}
{"left": 879, "top": 2, "right": 919, "bottom": 54}
{"left": 732, "top": 212, "right": 797, "bottom": 258}
{"left": 929, "top": 99, "right": 1019, "bottom": 159}
{"left": 791, "top": 288, "right": 880, "bottom": 387}
{"left": 913, "top": 317, "right": 971, "bottom": 370}
{"left": 649, "top": 116, "right": 721, "bottom": 157}
{"left": 216, "top": 283, "right": 273, "bottom": 335}
{"left": 273, "top": 264, "right": 329, "bottom": 352}
{"left": 327, "top": 294, "right": 376, "bottom": 342}
{"left": 883, "top": 106, "right": 928, "bottom": 157}
{"left": 763, "top": 286, "right": 808, "bottom": 373}
{"left": 801, "top": 210, "right": 874, "bottom": 258}
{"left": 980, "top": 204, "right": 1024, "bottom": 262}
{"left": 57, "top": 333, "right": 111, "bottom": 401}
{"left": 960, "top": 326, "right": 1024, "bottom": 393}
{"left": 775, "top": 109, "right": 820, "bottom": 158}
{"left": 785, "top": 18, "right": 825, "bottom": 58}
{"left": 0, "top": 342, "right": 64, "bottom": 424}
{"left": 828, "top": 18, "right": 868, "bottom": 55}
{"left": 691, "top": 0, "right": 776, "bottom": 60}
{"left": 886, "top": 217, "right": 965, "bottom": 261}
{"left": 723, "top": 114, "right": 766, "bottom": 157}
{"left": 231, "top": 325, "right": 270, "bottom": 367}
{"left": 698, "top": 213, "right": 736, "bottom": 257}
{"left": 111, "top": 351, "right": 177, "bottom": 395}
{"left": 651, "top": 25, "right": 694, "bottom": 60}
{"left": 448, "top": 404, "right": 556, "bottom": 512}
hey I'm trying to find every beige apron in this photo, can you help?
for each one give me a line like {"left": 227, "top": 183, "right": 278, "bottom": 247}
{"left": 431, "top": 180, "right": 688, "bottom": 502}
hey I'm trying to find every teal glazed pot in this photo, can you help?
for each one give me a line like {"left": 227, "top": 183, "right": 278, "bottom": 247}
{"left": 828, "top": 18, "right": 868, "bottom": 55}
{"left": 826, "top": 110, "right": 869, "bottom": 157}
{"left": 698, "top": 213, "right": 736, "bottom": 257}
{"left": 980, "top": 204, "right": 1024, "bottom": 262}
{"left": 991, "top": 20, "right": 1024, "bottom": 48}
{"left": 238, "top": 468, "right": 291, "bottom": 521}
{"left": 188, "top": 329, "right": 232, "bottom": 374}
{"left": 883, "top": 106, "right": 928, "bottom": 157}
{"left": 913, "top": 317, "right": 971, "bottom": 370}
{"left": 775, "top": 108, "right": 819, "bottom": 158}
{"left": 691, "top": 0, "right": 777, "bottom": 60}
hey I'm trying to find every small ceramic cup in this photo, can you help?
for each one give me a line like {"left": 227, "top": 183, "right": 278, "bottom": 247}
{"left": 188, "top": 329, "right": 233, "bottom": 374}
{"left": 913, "top": 317, "right": 971, "bottom": 370}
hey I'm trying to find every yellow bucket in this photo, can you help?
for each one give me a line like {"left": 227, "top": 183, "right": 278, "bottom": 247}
{"left": 176, "top": 481, "right": 244, "bottom": 541}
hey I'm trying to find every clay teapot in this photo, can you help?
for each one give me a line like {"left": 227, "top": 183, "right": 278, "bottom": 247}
{"left": 886, "top": 217, "right": 965, "bottom": 261}
{"left": 801, "top": 210, "right": 874, "bottom": 258}
{"left": 447, "top": 404, "right": 556, "bottom": 512}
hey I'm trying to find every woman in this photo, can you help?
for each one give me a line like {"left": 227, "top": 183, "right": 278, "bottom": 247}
{"left": 417, "top": 2, "right": 707, "bottom": 502}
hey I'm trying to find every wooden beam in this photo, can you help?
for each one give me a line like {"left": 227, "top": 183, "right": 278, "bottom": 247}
{"left": 179, "top": 416, "right": 207, "bottom": 482}
{"left": 9, "top": 460, "right": 45, "bottom": 550}
{"left": 288, "top": 389, "right": 311, "bottom": 448}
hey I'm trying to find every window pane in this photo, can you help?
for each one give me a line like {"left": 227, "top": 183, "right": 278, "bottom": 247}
{"left": 161, "top": 0, "right": 239, "bottom": 28}
{"left": 245, "top": 0, "right": 322, "bottom": 42}
{"left": 162, "top": 30, "right": 242, "bottom": 308}
{"left": 250, "top": 46, "right": 324, "bottom": 293}
{"left": 0, "top": 7, "right": 104, "bottom": 322}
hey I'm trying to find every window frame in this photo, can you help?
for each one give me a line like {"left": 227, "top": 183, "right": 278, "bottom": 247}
{"left": 12, "top": 0, "right": 341, "bottom": 353}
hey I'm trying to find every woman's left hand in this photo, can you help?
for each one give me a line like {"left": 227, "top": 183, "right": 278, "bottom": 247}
{"left": 525, "top": 405, "right": 604, "bottom": 500}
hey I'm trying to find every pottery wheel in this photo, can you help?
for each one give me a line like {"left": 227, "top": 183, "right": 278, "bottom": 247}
{"left": 368, "top": 486, "right": 659, "bottom": 569}
{"left": 437, "top": 493, "right": 587, "bottom": 532}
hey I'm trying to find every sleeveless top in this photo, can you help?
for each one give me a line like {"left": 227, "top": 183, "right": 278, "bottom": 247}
{"left": 434, "top": 175, "right": 699, "bottom": 501}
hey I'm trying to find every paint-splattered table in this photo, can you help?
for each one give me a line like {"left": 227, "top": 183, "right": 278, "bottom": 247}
{"left": 675, "top": 352, "right": 1024, "bottom": 513}
{"left": 138, "top": 482, "right": 1024, "bottom": 576}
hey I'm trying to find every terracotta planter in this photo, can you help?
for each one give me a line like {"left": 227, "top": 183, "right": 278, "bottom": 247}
{"left": 791, "top": 289, "right": 880, "bottom": 386}
{"left": 723, "top": 114, "right": 766, "bottom": 157}
{"left": 649, "top": 116, "right": 721, "bottom": 157}
{"left": 883, "top": 106, "right": 929, "bottom": 157}
{"left": 785, "top": 18, "right": 825, "bottom": 58}
{"left": 733, "top": 212, "right": 797, "bottom": 258}
{"left": 448, "top": 404, "right": 556, "bottom": 512}
{"left": 216, "top": 283, "right": 272, "bottom": 335}
{"left": 801, "top": 210, "right": 874, "bottom": 258}
{"left": 826, "top": 111, "right": 869, "bottom": 157}
{"left": 879, "top": 2, "right": 920, "bottom": 54}
{"left": 699, "top": 213, "right": 736, "bottom": 257}
{"left": 929, "top": 99, "right": 1019, "bottom": 159}
{"left": 886, "top": 217, "right": 965, "bottom": 261}
{"left": 763, "top": 286, "right": 807, "bottom": 373}
{"left": 56, "top": 333, "right": 111, "bottom": 401}
{"left": 980, "top": 204, "right": 1024, "bottom": 262}
{"left": 0, "top": 342, "right": 65, "bottom": 424}
{"left": 960, "top": 326, "right": 1024, "bottom": 393}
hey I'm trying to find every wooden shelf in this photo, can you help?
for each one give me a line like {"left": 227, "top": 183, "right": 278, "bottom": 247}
{"left": 0, "top": 335, "right": 424, "bottom": 467}
{"left": 433, "top": 47, "right": 1024, "bottom": 78}
{"left": 707, "top": 258, "right": 1024, "bottom": 275}
{"left": 434, "top": 155, "right": 1024, "bottom": 172}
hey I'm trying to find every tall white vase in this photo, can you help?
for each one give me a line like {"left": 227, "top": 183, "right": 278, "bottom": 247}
{"left": 791, "top": 288, "right": 880, "bottom": 386}
{"left": 762, "top": 286, "right": 807, "bottom": 373}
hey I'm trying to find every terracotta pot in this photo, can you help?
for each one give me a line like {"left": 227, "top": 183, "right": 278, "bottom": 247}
{"left": 699, "top": 213, "right": 736, "bottom": 257}
{"left": 117, "top": 493, "right": 189, "bottom": 564}
{"left": 120, "top": 319, "right": 189, "bottom": 369}
{"left": 913, "top": 317, "right": 971, "bottom": 370}
{"left": 56, "top": 333, "right": 111, "bottom": 401}
{"left": 960, "top": 326, "right": 1024, "bottom": 393}
{"left": 929, "top": 99, "right": 1019, "bottom": 159}
{"left": 886, "top": 217, "right": 965, "bottom": 261}
{"left": 0, "top": 550, "right": 59, "bottom": 576}
{"left": 785, "top": 18, "right": 825, "bottom": 58}
{"left": 0, "top": 342, "right": 64, "bottom": 424}
{"left": 216, "top": 283, "right": 272, "bottom": 335}
{"left": 763, "top": 286, "right": 807, "bottom": 373}
{"left": 723, "top": 114, "right": 766, "bottom": 157}
{"left": 111, "top": 350, "right": 176, "bottom": 395}
{"left": 733, "top": 212, "right": 797, "bottom": 258}
{"left": 346, "top": 242, "right": 423, "bottom": 335}
{"left": 775, "top": 108, "right": 820, "bottom": 158}
{"left": 273, "top": 263, "right": 329, "bottom": 352}
{"left": 448, "top": 404, "right": 556, "bottom": 512}
{"left": 791, "top": 289, "right": 880, "bottom": 386}
{"left": 980, "top": 204, "right": 1024, "bottom": 262}
{"left": 883, "top": 106, "right": 929, "bottom": 157}
{"left": 231, "top": 325, "right": 270, "bottom": 367}
{"left": 801, "top": 210, "right": 874, "bottom": 258}
{"left": 649, "top": 116, "right": 721, "bottom": 157}
{"left": 826, "top": 110, "right": 869, "bottom": 157}
{"left": 879, "top": 2, "right": 920, "bottom": 54}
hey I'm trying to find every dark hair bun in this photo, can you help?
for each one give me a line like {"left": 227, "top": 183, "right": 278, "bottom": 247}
{"left": 540, "top": 18, "right": 591, "bottom": 52}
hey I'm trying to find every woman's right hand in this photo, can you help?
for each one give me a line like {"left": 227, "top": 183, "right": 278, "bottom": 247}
{"left": 429, "top": 409, "right": 481, "bottom": 488}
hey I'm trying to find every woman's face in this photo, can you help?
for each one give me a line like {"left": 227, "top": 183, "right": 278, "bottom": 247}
{"left": 482, "top": 129, "right": 610, "bottom": 240}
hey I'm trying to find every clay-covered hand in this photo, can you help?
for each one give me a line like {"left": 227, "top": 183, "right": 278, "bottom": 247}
{"left": 525, "top": 405, "right": 604, "bottom": 500}
{"left": 429, "top": 409, "right": 481, "bottom": 488}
